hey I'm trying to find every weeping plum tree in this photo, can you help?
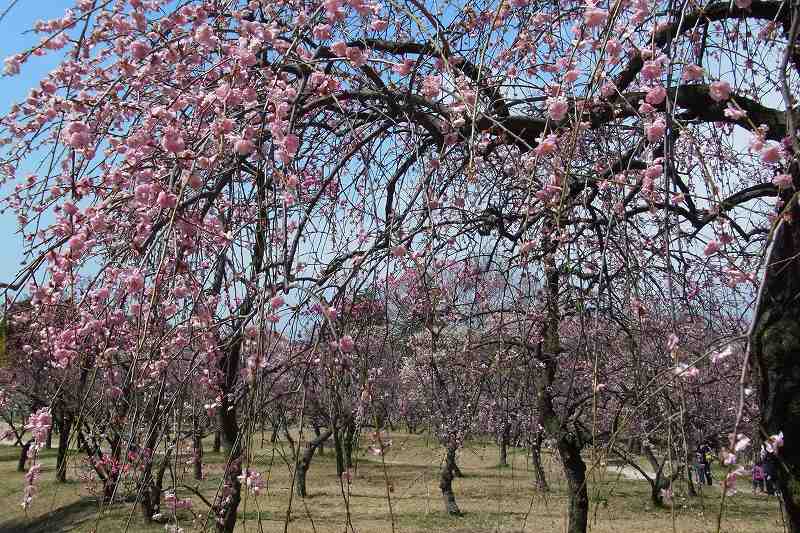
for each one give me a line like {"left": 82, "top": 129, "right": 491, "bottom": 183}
{"left": 0, "top": 0, "right": 799, "bottom": 531}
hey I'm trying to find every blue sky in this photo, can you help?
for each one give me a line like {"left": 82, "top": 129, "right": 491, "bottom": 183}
{"left": 0, "top": 1, "right": 73, "bottom": 291}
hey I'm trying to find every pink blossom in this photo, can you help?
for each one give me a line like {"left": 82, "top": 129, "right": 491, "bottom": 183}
{"left": 640, "top": 60, "right": 662, "bottom": 81}
{"left": 547, "top": 97, "right": 569, "bottom": 121}
{"left": 638, "top": 102, "right": 655, "bottom": 115}
{"left": 674, "top": 363, "right": 699, "bottom": 378}
{"left": 331, "top": 41, "right": 348, "bottom": 57}
{"left": 131, "top": 40, "right": 151, "bottom": 60}
{"left": 127, "top": 270, "right": 145, "bottom": 293}
{"left": 370, "top": 19, "right": 388, "bottom": 31}
{"left": 162, "top": 128, "right": 185, "bottom": 153}
{"left": 724, "top": 103, "right": 747, "bottom": 120}
{"left": 681, "top": 64, "right": 704, "bottom": 81}
{"left": 25, "top": 408, "right": 52, "bottom": 447}
{"left": 735, "top": 0, "right": 752, "bottom": 8}
{"left": 346, "top": 46, "right": 368, "bottom": 67}
{"left": 323, "top": 305, "right": 338, "bottom": 320}
{"left": 270, "top": 295, "right": 285, "bottom": 309}
{"left": 773, "top": 173, "right": 793, "bottom": 189}
{"left": 600, "top": 82, "right": 616, "bottom": 98}
{"left": 644, "top": 163, "right": 663, "bottom": 179}
{"left": 645, "top": 119, "right": 665, "bottom": 142}
{"left": 392, "top": 59, "right": 414, "bottom": 75}
{"left": 238, "top": 469, "right": 266, "bottom": 495}
{"left": 709, "top": 80, "right": 732, "bottom": 102}
{"left": 194, "top": 24, "right": 217, "bottom": 47}
{"left": 156, "top": 191, "right": 177, "bottom": 209}
{"left": 164, "top": 491, "right": 193, "bottom": 510}
{"left": 710, "top": 346, "right": 733, "bottom": 363}
{"left": 338, "top": 335, "right": 355, "bottom": 352}
{"left": 760, "top": 142, "right": 782, "bottom": 163}
{"left": 533, "top": 134, "right": 558, "bottom": 156}
{"left": 704, "top": 240, "right": 720, "bottom": 256}
{"left": 645, "top": 85, "right": 666, "bottom": 105}
{"left": 564, "top": 69, "right": 579, "bottom": 83}
{"left": 765, "top": 432, "right": 784, "bottom": 454}
{"left": 283, "top": 134, "right": 299, "bottom": 157}
{"left": 67, "top": 234, "right": 86, "bottom": 255}
{"left": 421, "top": 76, "right": 442, "bottom": 99}
{"left": 234, "top": 138, "right": 255, "bottom": 155}
{"left": 583, "top": 3, "right": 608, "bottom": 27}
{"left": 519, "top": 241, "right": 535, "bottom": 255}
{"left": 666, "top": 333, "right": 679, "bottom": 353}
{"left": 313, "top": 24, "right": 332, "bottom": 40}
{"left": 4, "top": 55, "right": 21, "bottom": 75}
{"left": 65, "top": 121, "right": 91, "bottom": 149}
{"left": 391, "top": 244, "right": 407, "bottom": 257}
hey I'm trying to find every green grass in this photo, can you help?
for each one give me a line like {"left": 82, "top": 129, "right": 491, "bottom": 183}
{"left": 0, "top": 431, "right": 784, "bottom": 532}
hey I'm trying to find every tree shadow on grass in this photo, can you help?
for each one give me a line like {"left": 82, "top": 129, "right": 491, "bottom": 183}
{"left": 0, "top": 497, "right": 98, "bottom": 533}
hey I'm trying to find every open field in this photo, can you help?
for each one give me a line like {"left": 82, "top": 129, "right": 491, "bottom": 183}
{"left": 0, "top": 431, "right": 784, "bottom": 533}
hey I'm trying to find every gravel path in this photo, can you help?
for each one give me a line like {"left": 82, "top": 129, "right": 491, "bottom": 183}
{"left": 605, "top": 465, "right": 654, "bottom": 481}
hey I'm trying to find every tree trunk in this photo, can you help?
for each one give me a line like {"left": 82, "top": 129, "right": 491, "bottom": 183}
{"left": 282, "top": 417, "right": 295, "bottom": 450}
{"left": 439, "top": 447, "right": 462, "bottom": 516}
{"left": 214, "top": 334, "right": 245, "bottom": 533}
{"left": 686, "top": 467, "right": 697, "bottom": 497}
{"left": 141, "top": 450, "right": 170, "bottom": 522}
{"left": 499, "top": 423, "right": 510, "bottom": 467}
{"left": 333, "top": 427, "right": 345, "bottom": 477}
{"left": 295, "top": 428, "right": 333, "bottom": 497}
{"left": 344, "top": 419, "right": 356, "bottom": 471}
{"left": 270, "top": 417, "right": 281, "bottom": 443}
{"left": 536, "top": 257, "right": 588, "bottom": 533}
{"left": 313, "top": 425, "right": 324, "bottom": 455}
{"left": 558, "top": 438, "right": 589, "bottom": 533}
{"left": 750, "top": 158, "right": 800, "bottom": 532}
{"left": 193, "top": 430, "right": 204, "bottom": 481}
{"left": 17, "top": 439, "right": 32, "bottom": 472}
{"left": 650, "top": 474, "right": 667, "bottom": 508}
{"left": 56, "top": 415, "right": 73, "bottom": 482}
{"left": 531, "top": 433, "right": 549, "bottom": 492}
{"left": 213, "top": 430, "right": 221, "bottom": 453}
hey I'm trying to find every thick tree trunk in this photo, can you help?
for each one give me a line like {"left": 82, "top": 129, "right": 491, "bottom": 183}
{"left": 141, "top": 450, "right": 170, "bottom": 522}
{"left": 295, "top": 429, "right": 333, "bottom": 497}
{"left": 439, "top": 447, "right": 462, "bottom": 516}
{"left": 214, "top": 331, "right": 246, "bottom": 533}
{"left": 536, "top": 257, "right": 588, "bottom": 533}
{"left": 750, "top": 159, "right": 800, "bottom": 532}
{"left": 56, "top": 415, "right": 72, "bottom": 482}
{"left": 558, "top": 439, "right": 589, "bottom": 533}
{"left": 531, "top": 433, "right": 549, "bottom": 491}
{"left": 17, "top": 439, "right": 32, "bottom": 472}
{"left": 213, "top": 430, "right": 221, "bottom": 453}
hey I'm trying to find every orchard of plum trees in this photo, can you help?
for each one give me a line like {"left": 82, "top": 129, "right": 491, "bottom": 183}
{"left": 0, "top": 0, "right": 797, "bottom": 532}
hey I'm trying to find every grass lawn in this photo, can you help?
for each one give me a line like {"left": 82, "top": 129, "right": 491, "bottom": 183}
{"left": 0, "top": 431, "right": 784, "bottom": 532}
